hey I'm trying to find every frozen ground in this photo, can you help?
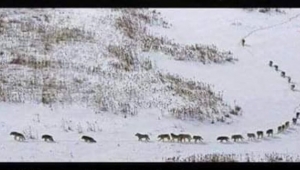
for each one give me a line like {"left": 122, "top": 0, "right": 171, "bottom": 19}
{"left": 1, "top": 8, "right": 300, "bottom": 162}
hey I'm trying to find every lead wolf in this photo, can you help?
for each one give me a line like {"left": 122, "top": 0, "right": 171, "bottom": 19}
{"left": 10, "top": 131, "right": 25, "bottom": 141}
{"left": 135, "top": 133, "right": 150, "bottom": 141}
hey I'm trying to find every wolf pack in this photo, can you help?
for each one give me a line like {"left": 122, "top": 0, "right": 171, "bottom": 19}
{"left": 8, "top": 60, "right": 299, "bottom": 145}
{"left": 134, "top": 112, "right": 299, "bottom": 144}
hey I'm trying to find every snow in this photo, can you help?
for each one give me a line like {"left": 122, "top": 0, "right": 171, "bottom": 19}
{"left": 1, "top": 8, "right": 300, "bottom": 162}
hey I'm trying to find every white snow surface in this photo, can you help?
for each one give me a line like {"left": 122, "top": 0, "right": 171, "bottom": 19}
{"left": 1, "top": 8, "right": 300, "bottom": 162}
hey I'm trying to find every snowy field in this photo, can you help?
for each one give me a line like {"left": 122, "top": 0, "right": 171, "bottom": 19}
{"left": 1, "top": 8, "right": 300, "bottom": 162}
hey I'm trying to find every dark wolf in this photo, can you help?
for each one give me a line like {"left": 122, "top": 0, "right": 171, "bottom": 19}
{"left": 193, "top": 135, "right": 203, "bottom": 143}
{"left": 266, "top": 129, "right": 273, "bottom": 137}
{"left": 217, "top": 136, "right": 229, "bottom": 142}
{"left": 269, "top": 61, "right": 273, "bottom": 67}
{"left": 292, "top": 118, "right": 297, "bottom": 125}
{"left": 256, "top": 131, "right": 263, "bottom": 139}
{"left": 10, "top": 132, "right": 25, "bottom": 141}
{"left": 247, "top": 133, "right": 256, "bottom": 140}
{"left": 135, "top": 133, "right": 150, "bottom": 141}
{"left": 81, "top": 135, "right": 96, "bottom": 143}
{"left": 158, "top": 134, "right": 170, "bottom": 142}
{"left": 42, "top": 134, "right": 54, "bottom": 142}
{"left": 231, "top": 134, "right": 244, "bottom": 142}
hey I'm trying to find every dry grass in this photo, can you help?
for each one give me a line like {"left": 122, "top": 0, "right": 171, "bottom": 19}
{"left": 165, "top": 152, "right": 300, "bottom": 162}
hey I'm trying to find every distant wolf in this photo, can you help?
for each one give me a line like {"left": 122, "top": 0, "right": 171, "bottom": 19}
{"left": 247, "top": 133, "right": 256, "bottom": 140}
{"left": 135, "top": 133, "right": 150, "bottom": 141}
{"left": 291, "top": 84, "right": 295, "bottom": 91}
{"left": 287, "top": 76, "right": 291, "bottom": 83}
{"left": 269, "top": 61, "right": 273, "bottom": 67}
{"left": 217, "top": 136, "right": 229, "bottom": 143}
{"left": 193, "top": 135, "right": 203, "bottom": 143}
{"left": 231, "top": 134, "right": 244, "bottom": 142}
{"left": 10, "top": 131, "right": 25, "bottom": 141}
{"left": 157, "top": 134, "right": 170, "bottom": 142}
{"left": 281, "top": 71, "right": 285, "bottom": 77}
{"left": 42, "top": 134, "right": 54, "bottom": 142}
{"left": 81, "top": 135, "right": 96, "bottom": 143}
{"left": 256, "top": 131, "right": 263, "bottom": 139}
{"left": 292, "top": 118, "right": 297, "bottom": 125}
{"left": 297, "top": 112, "right": 300, "bottom": 119}
{"left": 178, "top": 134, "right": 192, "bottom": 142}
{"left": 285, "top": 121, "right": 290, "bottom": 129}
{"left": 266, "top": 129, "right": 273, "bottom": 137}
{"left": 274, "top": 65, "right": 278, "bottom": 71}
{"left": 241, "top": 39, "right": 245, "bottom": 46}
{"left": 170, "top": 133, "right": 180, "bottom": 142}
{"left": 278, "top": 126, "right": 282, "bottom": 133}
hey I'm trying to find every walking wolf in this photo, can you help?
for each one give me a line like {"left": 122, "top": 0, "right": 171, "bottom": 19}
{"left": 135, "top": 133, "right": 150, "bottom": 141}
{"left": 231, "top": 134, "right": 243, "bottom": 142}
{"left": 285, "top": 121, "right": 290, "bottom": 129}
{"left": 193, "top": 135, "right": 203, "bottom": 143}
{"left": 291, "top": 84, "right": 295, "bottom": 91}
{"left": 241, "top": 39, "right": 245, "bottom": 46}
{"left": 256, "top": 131, "right": 263, "bottom": 139}
{"left": 42, "top": 134, "right": 54, "bottom": 142}
{"left": 269, "top": 61, "right": 273, "bottom": 67}
{"left": 266, "top": 129, "right": 273, "bottom": 137}
{"left": 170, "top": 133, "right": 180, "bottom": 142}
{"left": 292, "top": 118, "right": 297, "bottom": 125}
{"left": 158, "top": 134, "right": 170, "bottom": 142}
{"left": 81, "top": 135, "right": 96, "bottom": 143}
{"left": 10, "top": 132, "right": 25, "bottom": 141}
{"left": 247, "top": 133, "right": 256, "bottom": 140}
{"left": 217, "top": 136, "right": 229, "bottom": 142}
{"left": 178, "top": 134, "right": 192, "bottom": 142}
{"left": 277, "top": 126, "right": 282, "bottom": 133}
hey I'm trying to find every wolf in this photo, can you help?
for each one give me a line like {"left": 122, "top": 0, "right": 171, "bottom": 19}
{"left": 281, "top": 125, "right": 285, "bottom": 131}
{"left": 269, "top": 61, "right": 273, "bottom": 67}
{"left": 292, "top": 118, "right": 297, "bottom": 125}
{"left": 158, "top": 134, "right": 170, "bottom": 142}
{"left": 287, "top": 76, "right": 291, "bottom": 83}
{"left": 256, "top": 131, "right": 263, "bottom": 139}
{"left": 178, "top": 134, "right": 192, "bottom": 142}
{"left": 193, "top": 135, "right": 203, "bottom": 143}
{"left": 285, "top": 121, "right": 290, "bottom": 129}
{"left": 247, "top": 133, "right": 256, "bottom": 140}
{"left": 135, "top": 133, "right": 150, "bottom": 141}
{"left": 42, "top": 134, "right": 54, "bottom": 142}
{"left": 231, "top": 134, "right": 244, "bottom": 142}
{"left": 291, "top": 84, "right": 295, "bottom": 91}
{"left": 10, "top": 132, "right": 25, "bottom": 141}
{"left": 217, "top": 136, "right": 229, "bottom": 142}
{"left": 81, "top": 135, "right": 96, "bottom": 143}
{"left": 241, "top": 39, "right": 245, "bottom": 46}
{"left": 170, "top": 133, "right": 180, "bottom": 142}
{"left": 266, "top": 129, "right": 273, "bottom": 137}
{"left": 278, "top": 126, "right": 282, "bottom": 133}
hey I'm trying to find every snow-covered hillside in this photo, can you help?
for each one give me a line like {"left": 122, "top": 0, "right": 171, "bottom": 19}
{"left": 1, "top": 8, "right": 300, "bottom": 162}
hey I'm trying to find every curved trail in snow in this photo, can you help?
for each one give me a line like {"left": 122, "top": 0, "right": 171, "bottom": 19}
{"left": 243, "top": 12, "right": 300, "bottom": 40}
